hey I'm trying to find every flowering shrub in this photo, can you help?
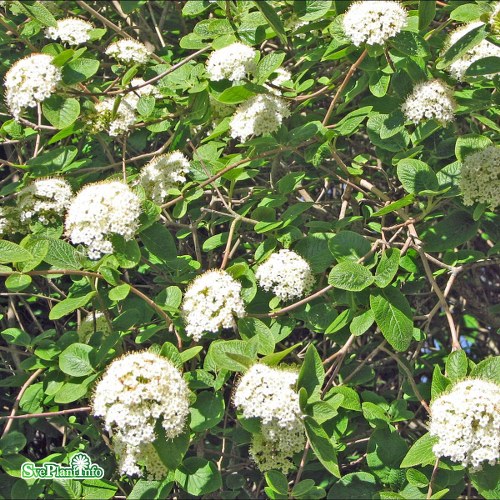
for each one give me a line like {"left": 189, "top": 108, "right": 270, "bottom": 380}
{"left": 0, "top": 1, "right": 499, "bottom": 499}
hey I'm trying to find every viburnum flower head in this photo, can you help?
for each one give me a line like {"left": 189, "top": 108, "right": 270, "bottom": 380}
{"left": 45, "top": 17, "right": 94, "bottom": 45}
{"left": 459, "top": 145, "right": 500, "bottom": 210}
{"left": 446, "top": 22, "right": 500, "bottom": 80}
{"left": 17, "top": 177, "right": 72, "bottom": 226}
{"left": 206, "top": 42, "right": 257, "bottom": 81}
{"left": 401, "top": 80, "right": 456, "bottom": 125}
{"left": 92, "top": 351, "right": 190, "bottom": 479}
{"left": 181, "top": 270, "right": 245, "bottom": 341}
{"left": 139, "top": 151, "right": 190, "bottom": 203}
{"left": 91, "top": 97, "right": 136, "bottom": 137}
{"left": 256, "top": 249, "right": 314, "bottom": 301}
{"left": 230, "top": 94, "right": 290, "bottom": 142}
{"left": 105, "top": 38, "right": 151, "bottom": 65}
{"left": 65, "top": 180, "right": 141, "bottom": 259}
{"left": 233, "top": 363, "right": 303, "bottom": 430}
{"left": 4, "top": 54, "right": 62, "bottom": 120}
{"left": 429, "top": 378, "right": 500, "bottom": 469}
{"left": 342, "top": 1, "right": 407, "bottom": 46}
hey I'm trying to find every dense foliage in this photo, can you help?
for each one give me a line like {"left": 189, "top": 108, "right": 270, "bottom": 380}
{"left": 0, "top": 1, "right": 499, "bottom": 498}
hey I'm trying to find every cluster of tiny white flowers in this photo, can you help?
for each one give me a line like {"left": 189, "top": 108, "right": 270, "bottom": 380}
{"left": 181, "top": 270, "right": 245, "bottom": 341}
{"left": 139, "top": 151, "right": 190, "bottom": 203}
{"left": 230, "top": 94, "right": 290, "bottom": 142}
{"left": 106, "top": 39, "right": 151, "bottom": 65}
{"left": 250, "top": 421, "right": 305, "bottom": 473}
{"left": 78, "top": 311, "right": 111, "bottom": 343}
{"left": 206, "top": 42, "right": 257, "bottom": 81}
{"left": 65, "top": 181, "right": 141, "bottom": 259}
{"left": 0, "top": 207, "right": 10, "bottom": 236}
{"left": 429, "top": 379, "right": 500, "bottom": 470}
{"left": 4, "top": 54, "right": 62, "bottom": 120}
{"left": 446, "top": 22, "right": 500, "bottom": 81}
{"left": 459, "top": 145, "right": 500, "bottom": 210}
{"left": 17, "top": 177, "right": 72, "bottom": 226}
{"left": 266, "top": 68, "right": 292, "bottom": 95}
{"left": 401, "top": 80, "right": 456, "bottom": 125}
{"left": 91, "top": 97, "right": 136, "bottom": 136}
{"left": 45, "top": 17, "right": 94, "bottom": 46}
{"left": 343, "top": 1, "right": 407, "bottom": 46}
{"left": 92, "top": 351, "right": 190, "bottom": 479}
{"left": 234, "top": 363, "right": 302, "bottom": 429}
{"left": 256, "top": 249, "right": 314, "bottom": 301}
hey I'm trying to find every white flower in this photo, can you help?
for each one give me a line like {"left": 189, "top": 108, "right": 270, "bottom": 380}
{"left": 78, "top": 311, "right": 111, "bottom": 343}
{"left": 106, "top": 39, "right": 151, "bottom": 65}
{"left": 4, "top": 54, "right": 62, "bottom": 120}
{"left": 429, "top": 378, "right": 500, "bottom": 470}
{"left": 446, "top": 22, "right": 500, "bottom": 81}
{"left": 45, "top": 17, "right": 94, "bottom": 46}
{"left": 92, "top": 351, "right": 190, "bottom": 478}
{"left": 139, "top": 151, "right": 190, "bottom": 203}
{"left": 0, "top": 207, "right": 10, "bottom": 236}
{"left": 233, "top": 363, "right": 302, "bottom": 430}
{"left": 459, "top": 145, "right": 500, "bottom": 210}
{"left": 343, "top": 1, "right": 407, "bottom": 46}
{"left": 65, "top": 180, "right": 141, "bottom": 259}
{"left": 17, "top": 177, "right": 72, "bottom": 226}
{"left": 91, "top": 97, "right": 136, "bottom": 136}
{"left": 401, "top": 80, "right": 456, "bottom": 125}
{"left": 181, "top": 270, "right": 245, "bottom": 341}
{"left": 256, "top": 249, "right": 314, "bottom": 301}
{"left": 250, "top": 421, "right": 306, "bottom": 473}
{"left": 206, "top": 42, "right": 257, "bottom": 81}
{"left": 230, "top": 94, "right": 290, "bottom": 142}
{"left": 266, "top": 68, "right": 292, "bottom": 95}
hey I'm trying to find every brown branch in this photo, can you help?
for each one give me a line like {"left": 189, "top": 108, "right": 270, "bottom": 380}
{"left": 0, "top": 406, "right": 91, "bottom": 421}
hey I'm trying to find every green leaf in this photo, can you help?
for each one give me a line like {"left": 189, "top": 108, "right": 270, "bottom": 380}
{"left": 304, "top": 416, "right": 341, "bottom": 478}
{"left": 27, "top": 146, "right": 78, "bottom": 176}
{"left": 327, "top": 472, "right": 378, "bottom": 499}
{"left": 205, "top": 339, "right": 258, "bottom": 372}
{"left": 256, "top": 52, "right": 286, "bottom": 83}
{"left": 175, "top": 458, "right": 222, "bottom": 496}
{"left": 362, "top": 402, "right": 390, "bottom": 427}
{"left": 469, "top": 356, "right": 500, "bottom": 383}
{"left": 54, "top": 375, "right": 96, "bottom": 404}
{"left": 129, "top": 479, "right": 173, "bottom": 500}
{"left": 390, "top": 31, "right": 429, "bottom": 57}
{"left": 19, "top": 383, "right": 44, "bottom": 413}
{"left": 265, "top": 470, "right": 289, "bottom": 495}
{"left": 42, "top": 238, "right": 83, "bottom": 269}
{"left": 431, "top": 365, "right": 450, "bottom": 399}
{"left": 369, "top": 72, "right": 390, "bottom": 98}
{"left": 445, "top": 350, "right": 468, "bottom": 382}
{"left": 137, "top": 95, "right": 156, "bottom": 117}
{"left": 400, "top": 433, "right": 438, "bottom": 468}
{"left": 253, "top": 1, "right": 287, "bottom": 45}
{"left": 42, "top": 96, "right": 80, "bottom": 129}
{"left": 238, "top": 317, "right": 275, "bottom": 355}
{"left": 111, "top": 237, "right": 141, "bottom": 269}
{"left": 450, "top": 3, "right": 484, "bottom": 22}
{"left": 49, "top": 292, "right": 96, "bottom": 320}
{"left": 5, "top": 274, "right": 32, "bottom": 292}
{"left": 153, "top": 427, "right": 190, "bottom": 470}
{"left": 160, "top": 342, "right": 182, "bottom": 369}
{"left": 437, "top": 23, "right": 487, "bottom": 70}
{"left": 52, "top": 479, "right": 83, "bottom": 499}
{"left": 292, "top": 479, "right": 316, "bottom": 498}
{"left": 370, "top": 287, "right": 413, "bottom": 352}
{"left": 140, "top": 223, "right": 177, "bottom": 261}
{"left": 372, "top": 194, "right": 415, "bottom": 217}
{"left": 80, "top": 479, "right": 119, "bottom": 500}
{"left": 328, "top": 261, "right": 374, "bottom": 291}
{"left": 326, "top": 386, "right": 361, "bottom": 411}
{"left": 418, "top": 1, "right": 435, "bottom": 30}
{"left": 59, "top": 343, "right": 94, "bottom": 377}
{"left": 180, "top": 346, "right": 203, "bottom": 363}
{"left": 329, "top": 231, "right": 372, "bottom": 263}
{"left": 1, "top": 328, "right": 31, "bottom": 348}
{"left": 465, "top": 56, "right": 500, "bottom": 76}
{"left": 190, "top": 391, "right": 224, "bottom": 431}
{"left": 397, "top": 159, "right": 439, "bottom": 194}
{"left": 0, "top": 432, "right": 26, "bottom": 456}
{"left": 0, "top": 241, "right": 33, "bottom": 264}
{"left": 62, "top": 58, "right": 100, "bottom": 85}
{"left": 455, "top": 134, "right": 493, "bottom": 162}
{"left": 469, "top": 464, "right": 500, "bottom": 499}
{"left": 295, "top": 0, "right": 332, "bottom": 21}
{"left": 298, "top": 344, "right": 325, "bottom": 400}
{"left": 108, "top": 283, "right": 131, "bottom": 301}
{"left": 261, "top": 342, "right": 302, "bottom": 366}
{"left": 15, "top": 1, "right": 57, "bottom": 27}
{"left": 350, "top": 309, "right": 375, "bottom": 336}
{"left": 374, "top": 248, "right": 400, "bottom": 288}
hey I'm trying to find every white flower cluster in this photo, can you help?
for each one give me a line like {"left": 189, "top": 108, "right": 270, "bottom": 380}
{"left": 250, "top": 421, "right": 306, "bottom": 473}
{"left": 139, "top": 151, "right": 190, "bottom": 203}
{"left": 460, "top": 145, "right": 500, "bottom": 210}
{"left": 429, "top": 378, "right": 500, "bottom": 470}
{"left": 17, "top": 177, "right": 72, "bottom": 226}
{"left": 181, "top": 270, "right": 245, "bottom": 341}
{"left": 234, "top": 363, "right": 305, "bottom": 473}
{"left": 230, "top": 94, "right": 290, "bottom": 142}
{"left": 343, "top": 1, "right": 407, "bottom": 46}
{"left": 91, "top": 97, "right": 136, "bottom": 137}
{"left": 78, "top": 311, "right": 111, "bottom": 343}
{"left": 65, "top": 181, "right": 141, "bottom": 259}
{"left": 446, "top": 22, "right": 500, "bottom": 81}
{"left": 401, "top": 80, "right": 456, "bottom": 125}
{"left": 106, "top": 39, "right": 151, "bottom": 65}
{"left": 0, "top": 207, "right": 10, "bottom": 236}
{"left": 92, "top": 351, "right": 190, "bottom": 479}
{"left": 45, "top": 17, "right": 94, "bottom": 46}
{"left": 4, "top": 54, "right": 62, "bottom": 120}
{"left": 256, "top": 249, "right": 314, "bottom": 301}
{"left": 206, "top": 42, "right": 257, "bottom": 81}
